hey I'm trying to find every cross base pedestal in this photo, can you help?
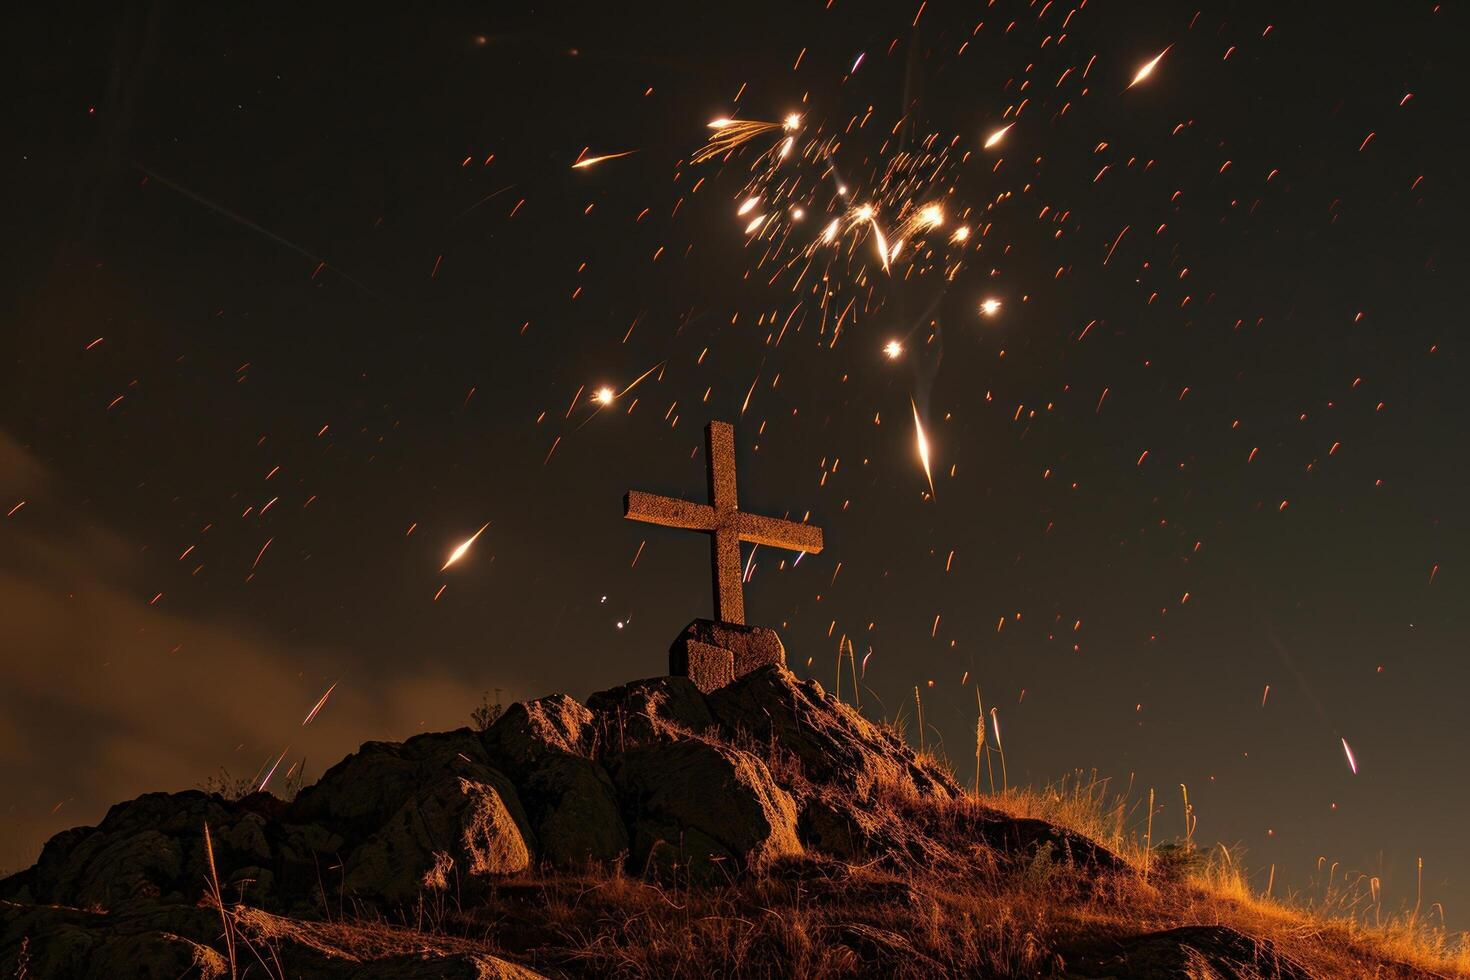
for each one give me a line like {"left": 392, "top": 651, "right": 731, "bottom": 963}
{"left": 669, "top": 619, "right": 786, "bottom": 694}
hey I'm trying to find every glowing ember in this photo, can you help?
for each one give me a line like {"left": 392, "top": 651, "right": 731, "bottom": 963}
{"left": 441, "top": 522, "right": 491, "bottom": 571}
{"left": 571, "top": 149, "right": 637, "bottom": 169}
{"left": 1128, "top": 45, "right": 1172, "bottom": 88}
{"left": 910, "top": 398, "right": 936, "bottom": 498}
{"left": 983, "top": 123, "right": 1013, "bottom": 149}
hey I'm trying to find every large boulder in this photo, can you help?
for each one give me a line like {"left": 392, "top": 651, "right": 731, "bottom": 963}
{"left": 482, "top": 696, "right": 628, "bottom": 868}
{"left": 290, "top": 728, "right": 533, "bottom": 907}
{"left": 610, "top": 737, "right": 801, "bottom": 875}
{"left": 706, "top": 666, "right": 959, "bottom": 800}
{"left": 585, "top": 675, "right": 714, "bottom": 747}
{"left": 0, "top": 901, "right": 226, "bottom": 980}
{"left": 481, "top": 695, "right": 594, "bottom": 768}
{"left": 340, "top": 768, "right": 533, "bottom": 905}
{"left": 291, "top": 728, "right": 491, "bottom": 837}
{"left": 1, "top": 791, "right": 291, "bottom": 911}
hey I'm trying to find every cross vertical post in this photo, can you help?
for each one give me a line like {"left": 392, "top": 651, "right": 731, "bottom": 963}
{"left": 706, "top": 421, "right": 745, "bottom": 624}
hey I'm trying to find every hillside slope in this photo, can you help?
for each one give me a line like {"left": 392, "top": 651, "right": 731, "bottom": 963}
{"left": 2, "top": 666, "right": 1461, "bottom": 978}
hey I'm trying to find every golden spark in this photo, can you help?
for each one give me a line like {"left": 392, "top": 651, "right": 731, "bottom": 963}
{"left": 571, "top": 149, "right": 638, "bottom": 169}
{"left": 441, "top": 522, "right": 491, "bottom": 571}
{"left": 1128, "top": 45, "right": 1172, "bottom": 89}
{"left": 910, "top": 398, "right": 936, "bottom": 498}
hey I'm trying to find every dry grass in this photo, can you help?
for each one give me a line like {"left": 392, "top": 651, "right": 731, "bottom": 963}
{"left": 190, "top": 727, "right": 1468, "bottom": 978}
{"left": 979, "top": 771, "right": 1470, "bottom": 978}
{"left": 241, "top": 775, "right": 1467, "bottom": 978}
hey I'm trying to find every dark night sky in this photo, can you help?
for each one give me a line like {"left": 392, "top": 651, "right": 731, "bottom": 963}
{"left": 4, "top": 0, "right": 1466, "bottom": 927}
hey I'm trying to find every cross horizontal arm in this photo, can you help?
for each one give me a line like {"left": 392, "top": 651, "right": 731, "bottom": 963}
{"left": 624, "top": 491, "right": 718, "bottom": 531}
{"left": 735, "top": 512, "right": 824, "bottom": 553}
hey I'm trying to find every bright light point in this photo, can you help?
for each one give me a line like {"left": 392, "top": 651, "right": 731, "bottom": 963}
{"left": 871, "top": 222, "right": 891, "bottom": 271}
{"left": 1128, "top": 45, "right": 1172, "bottom": 88}
{"left": 708, "top": 117, "right": 733, "bottom": 129}
{"left": 911, "top": 398, "right": 936, "bottom": 498}
{"left": 821, "top": 218, "right": 840, "bottom": 242}
{"left": 884, "top": 340, "right": 904, "bottom": 359}
{"left": 836, "top": 183, "right": 849, "bottom": 196}
{"left": 983, "top": 123, "right": 1013, "bottom": 149}
{"left": 791, "top": 207, "right": 805, "bottom": 220}
{"left": 855, "top": 204, "right": 874, "bottom": 221}
{"left": 441, "top": 522, "right": 491, "bottom": 572}
{"left": 571, "top": 150, "right": 636, "bottom": 169}
{"left": 952, "top": 226, "right": 971, "bottom": 242}
{"left": 594, "top": 386, "right": 616, "bottom": 405}
{"left": 737, "top": 197, "right": 760, "bottom": 216}
{"left": 744, "top": 214, "right": 767, "bottom": 234}
{"left": 980, "top": 297, "right": 1003, "bottom": 316}
{"left": 919, "top": 203, "right": 943, "bottom": 227}
{"left": 783, "top": 113, "right": 803, "bottom": 131}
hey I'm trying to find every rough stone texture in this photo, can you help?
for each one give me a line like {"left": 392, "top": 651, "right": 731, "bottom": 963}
{"left": 670, "top": 618, "right": 785, "bottom": 692}
{"left": 0, "top": 902, "right": 227, "bottom": 980}
{"left": 292, "top": 729, "right": 534, "bottom": 908}
{"left": 0, "top": 901, "right": 545, "bottom": 980}
{"left": 585, "top": 675, "right": 715, "bottom": 747}
{"left": 611, "top": 737, "right": 801, "bottom": 875}
{"left": 342, "top": 768, "right": 532, "bottom": 904}
{"left": 480, "top": 695, "right": 594, "bottom": 771}
{"left": 797, "top": 787, "right": 941, "bottom": 867}
{"left": 707, "top": 665, "right": 960, "bottom": 800}
{"left": 4, "top": 790, "right": 295, "bottom": 911}
{"left": 293, "top": 728, "right": 494, "bottom": 839}
{"left": 1067, "top": 924, "right": 1313, "bottom": 979}
{"left": 675, "top": 638, "right": 736, "bottom": 694}
{"left": 231, "top": 907, "right": 548, "bottom": 979}
{"left": 482, "top": 696, "right": 628, "bottom": 868}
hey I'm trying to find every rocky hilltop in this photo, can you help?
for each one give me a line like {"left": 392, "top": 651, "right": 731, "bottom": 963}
{"left": 0, "top": 666, "right": 1445, "bottom": 978}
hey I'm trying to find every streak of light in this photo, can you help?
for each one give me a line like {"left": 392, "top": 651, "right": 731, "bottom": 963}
{"left": 571, "top": 149, "right": 638, "bottom": 169}
{"left": 134, "top": 164, "right": 376, "bottom": 296}
{"left": 911, "top": 398, "right": 936, "bottom": 498}
{"left": 1128, "top": 45, "right": 1172, "bottom": 89}
{"left": 441, "top": 522, "right": 491, "bottom": 571}
{"left": 983, "top": 123, "right": 1014, "bottom": 149}
{"left": 251, "top": 537, "right": 273, "bottom": 571}
{"left": 258, "top": 746, "right": 291, "bottom": 792}
{"left": 302, "top": 682, "right": 338, "bottom": 726}
{"left": 1341, "top": 737, "right": 1358, "bottom": 775}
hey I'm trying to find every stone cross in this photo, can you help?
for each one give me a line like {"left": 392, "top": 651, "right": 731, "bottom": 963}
{"left": 624, "top": 421, "right": 824, "bottom": 693}
{"left": 624, "top": 421, "right": 824, "bottom": 625}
